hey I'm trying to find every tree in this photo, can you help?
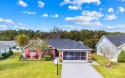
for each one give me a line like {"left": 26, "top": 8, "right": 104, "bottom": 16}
{"left": 15, "top": 34, "right": 30, "bottom": 47}
{"left": 68, "top": 30, "right": 80, "bottom": 41}
{"left": 117, "top": 50, "right": 125, "bottom": 62}
{"left": 48, "top": 26, "right": 62, "bottom": 39}
{"left": 30, "top": 39, "right": 49, "bottom": 60}
{"left": 61, "top": 30, "right": 69, "bottom": 39}
{"left": 99, "top": 42, "right": 118, "bottom": 67}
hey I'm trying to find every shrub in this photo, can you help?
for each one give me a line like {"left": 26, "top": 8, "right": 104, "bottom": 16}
{"left": 44, "top": 55, "right": 51, "bottom": 61}
{"left": 2, "top": 52, "right": 12, "bottom": 58}
{"left": 0, "top": 56, "right": 5, "bottom": 60}
{"left": 118, "top": 50, "right": 125, "bottom": 62}
{"left": 5, "top": 52, "right": 11, "bottom": 57}
{"left": 9, "top": 51, "right": 13, "bottom": 55}
{"left": 8, "top": 52, "right": 11, "bottom": 56}
{"left": 59, "top": 58, "right": 63, "bottom": 62}
{"left": 2, "top": 53, "right": 8, "bottom": 58}
{"left": 19, "top": 55, "right": 23, "bottom": 60}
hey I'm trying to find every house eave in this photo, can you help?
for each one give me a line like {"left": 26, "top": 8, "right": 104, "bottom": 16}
{"left": 118, "top": 43, "right": 125, "bottom": 49}
{"left": 95, "top": 35, "right": 105, "bottom": 47}
{"left": 57, "top": 49, "right": 93, "bottom": 51}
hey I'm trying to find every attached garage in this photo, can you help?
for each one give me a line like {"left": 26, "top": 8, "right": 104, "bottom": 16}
{"left": 63, "top": 51, "right": 86, "bottom": 60}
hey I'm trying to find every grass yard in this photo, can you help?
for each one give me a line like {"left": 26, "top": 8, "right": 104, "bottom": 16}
{"left": 0, "top": 53, "right": 62, "bottom": 78}
{"left": 92, "top": 53, "right": 125, "bottom": 78}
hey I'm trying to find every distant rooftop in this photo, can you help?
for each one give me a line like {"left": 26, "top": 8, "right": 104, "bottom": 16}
{"left": 0, "top": 43, "right": 9, "bottom": 49}
{"left": 0, "top": 41, "right": 17, "bottom": 47}
{"left": 105, "top": 35, "right": 125, "bottom": 47}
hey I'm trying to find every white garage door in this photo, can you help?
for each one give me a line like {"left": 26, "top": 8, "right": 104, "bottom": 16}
{"left": 63, "top": 52, "right": 86, "bottom": 60}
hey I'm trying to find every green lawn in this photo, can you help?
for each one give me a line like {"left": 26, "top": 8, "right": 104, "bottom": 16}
{"left": 0, "top": 53, "right": 62, "bottom": 78}
{"left": 92, "top": 53, "right": 125, "bottom": 78}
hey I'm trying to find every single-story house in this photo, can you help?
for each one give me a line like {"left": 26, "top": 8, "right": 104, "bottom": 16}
{"left": 0, "top": 41, "right": 22, "bottom": 52}
{"left": 24, "top": 39, "right": 92, "bottom": 61}
{"left": 48, "top": 39, "right": 92, "bottom": 61}
{"left": 96, "top": 35, "right": 125, "bottom": 62}
{"left": 0, "top": 43, "right": 10, "bottom": 56}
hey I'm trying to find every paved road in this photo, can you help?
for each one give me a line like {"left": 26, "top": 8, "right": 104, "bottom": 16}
{"left": 61, "top": 61, "right": 103, "bottom": 78}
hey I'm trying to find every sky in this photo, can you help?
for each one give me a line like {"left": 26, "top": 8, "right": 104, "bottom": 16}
{"left": 0, "top": 0, "right": 125, "bottom": 32}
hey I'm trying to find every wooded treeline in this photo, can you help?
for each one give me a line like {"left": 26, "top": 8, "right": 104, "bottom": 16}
{"left": 0, "top": 29, "right": 124, "bottom": 49}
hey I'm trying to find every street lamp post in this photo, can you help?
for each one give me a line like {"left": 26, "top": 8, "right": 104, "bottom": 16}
{"left": 57, "top": 61, "right": 58, "bottom": 75}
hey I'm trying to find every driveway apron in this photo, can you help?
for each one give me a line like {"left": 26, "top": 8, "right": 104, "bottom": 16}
{"left": 61, "top": 61, "right": 103, "bottom": 78}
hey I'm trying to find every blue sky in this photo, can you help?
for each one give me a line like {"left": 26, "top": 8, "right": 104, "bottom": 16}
{"left": 0, "top": 0, "right": 125, "bottom": 32}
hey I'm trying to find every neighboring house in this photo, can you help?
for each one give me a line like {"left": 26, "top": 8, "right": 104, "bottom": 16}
{"left": 24, "top": 39, "right": 92, "bottom": 61}
{"left": 0, "top": 43, "right": 10, "bottom": 56}
{"left": 0, "top": 41, "right": 22, "bottom": 52}
{"left": 96, "top": 35, "right": 125, "bottom": 62}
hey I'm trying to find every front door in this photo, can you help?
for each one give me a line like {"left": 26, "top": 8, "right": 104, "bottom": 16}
{"left": 55, "top": 49, "right": 59, "bottom": 57}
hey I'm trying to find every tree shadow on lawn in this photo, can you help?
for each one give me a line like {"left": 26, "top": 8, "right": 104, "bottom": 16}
{"left": 0, "top": 61, "right": 31, "bottom": 71}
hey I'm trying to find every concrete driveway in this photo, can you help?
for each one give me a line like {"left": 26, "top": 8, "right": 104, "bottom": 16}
{"left": 61, "top": 61, "right": 103, "bottom": 78}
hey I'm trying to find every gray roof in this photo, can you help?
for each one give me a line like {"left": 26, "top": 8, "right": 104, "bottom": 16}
{"left": 0, "top": 41, "right": 17, "bottom": 47}
{"left": 0, "top": 43, "right": 9, "bottom": 49}
{"left": 48, "top": 39, "right": 92, "bottom": 50}
{"left": 105, "top": 35, "right": 125, "bottom": 47}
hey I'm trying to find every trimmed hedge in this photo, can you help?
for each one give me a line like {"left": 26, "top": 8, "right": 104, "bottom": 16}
{"left": 10, "top": 51, "right": 13, "bottom": 55}
{"left": 1, "top": 51, "right": 13, "bottom": 59}
{"left": 45, "top": 55, "right": 51, "bottom": 61}
{"left": 118, "top": 50, "right": 125, "bottom": 62}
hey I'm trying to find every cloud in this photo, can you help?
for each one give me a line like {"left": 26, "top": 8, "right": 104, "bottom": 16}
{"left": 104, "top": 14, "right": 117, "bottom": 20}
{"left": 18, "top": 0, "right": 27, "bottom": 7}
{"left": 118, "top": 7, "right": 125, "bottom": 12}
{"left": 0, "top": 18, "right": 14, "bottom": 24}
{"left": 60, "top": 0, "right": 100, "bottom": 6}
{"left": 20, "top": 27, "right": 25, "bottom": 29}
{"left": 18, "top": 23, "right": 24, "bottom": 26}
{"left": 99, "top": 8, "right": 103, "bottom": 11}
{"left": 108, "top": 8, "right": 114, "bottom": 12}
{"left": 51, "top": 14, "right": 59, "bottom": 18}
{"left": 60, "top": 0, "right": 100, "bottom": 10}
{"left": 76, "top": 21, "right": 102, "bottom": 26}
{"left": 82, "top": 11, "right": 103, "bottom": 20}
{"left": 14, "top": 25, "right": 18, "bottom": 28}
{"left": 104, "top": 24, "right": 125, "bottom": 31}
{"left": 100, "top": 25, "right": 125, "bottom": 32}
{"left": 65, "top": 11, "right": 103, "bottom": 26}
{"left": 59, "top": 25, "right": 75, "bottom": 28}
{"left": 38, "top": 1, "right": 44, "bottom": 8}
{"left": 0, "top": 25, "right": 8, "bottom": 29}
{"left": 42, "top": 13, "right": 48, "bottom": 17}
{"left": 21, "top": 11, "right": 36, "bottom": 14}
{"left": 59, "top": 25, "right": 82, "bottom": 29}
{"left": 68, "top": 5, "right": 82, "bottom": 10}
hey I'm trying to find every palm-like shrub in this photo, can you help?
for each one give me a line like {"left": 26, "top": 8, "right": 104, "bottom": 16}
{"left": 118, "top": 50, "right": 125, "bottom": 62}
